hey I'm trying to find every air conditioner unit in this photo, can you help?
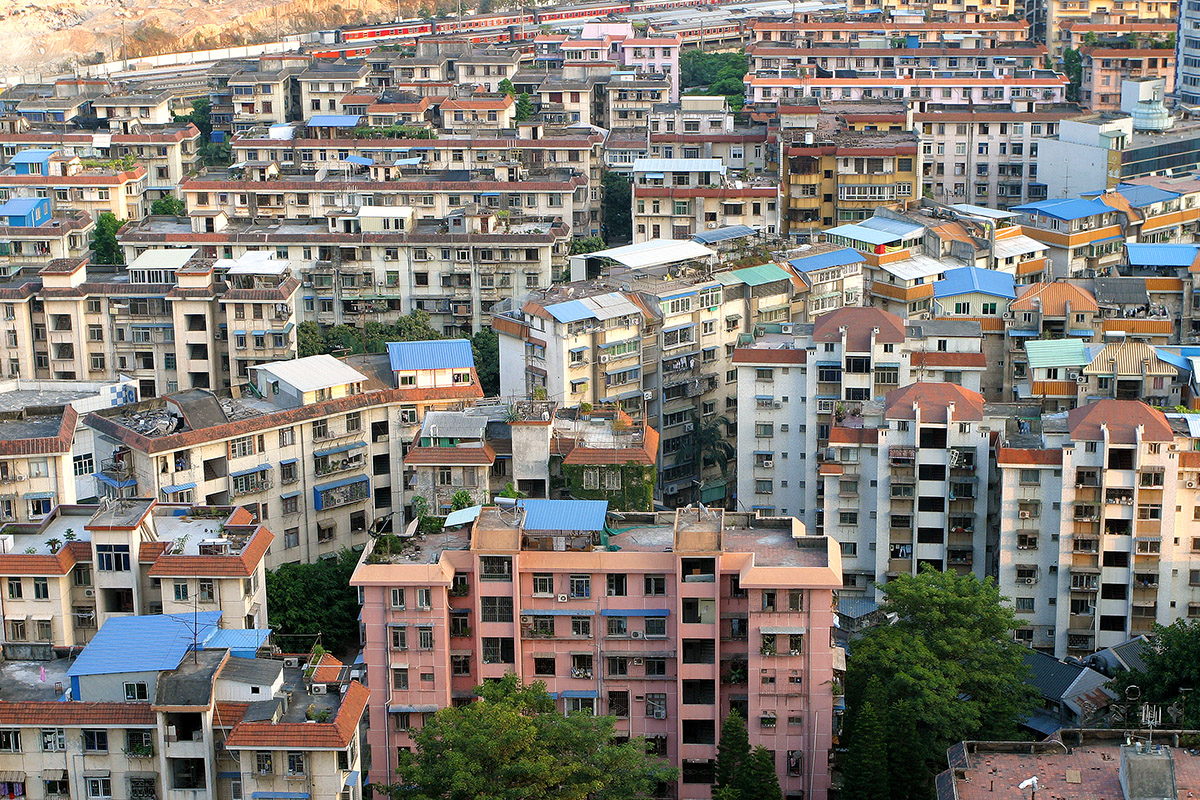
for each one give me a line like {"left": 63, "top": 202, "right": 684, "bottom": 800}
{"left": 1076, "top": 374, "right": 1087, "bottom": 384}
{"left": 780, "top": 323, "right": 793, "bottom": 334}
{"left": 684, "top": 423, "right": 694, "bottom": 432}
{"left": 520, "top": 615, "right": 534, "bottom": 624}
{"left": 1189, "top": 481, "right": 1197, "bottom": 489}
{"left": 84, "top": 588, "right": 95, "bottom": 598}
{"left": 665, "top": 485, "right": 679, "bottom": 495}
{"left": 556, "top": 593, "right": 569, "bottom": 603}
{"left": 653, "top": 710, "right": 667, "bottom": 720}
{"left": 632, "top": 658, "right": 644, "bottom": 666}
{"left": 600, "top": 354, "right": 611, "bottom": 364}
{"left": 1019, "top": 511, "right": 1031, "bottom": 519}
{"left": 763, "top": 460, "right": 774, "bottom": 469}
{"left": 1024, "top": 577, "right": 1036, "bottom": 585}
{"left": 631, "top": 630, "right": 645, "bottom": 639}
{"left": 773, "top": 401, "right": 782, "bottom": 409}
{"left": 643, "top": 391, "right": 653, "bottom": 401}
{"left": 1067, "top": 371, "right": 1079, "bottom": 380}
{"left": 283, "top": 657, "right": 300, "bottom": 668}
{"left": 311, "top": 684, "right": 328, "bottom": 695}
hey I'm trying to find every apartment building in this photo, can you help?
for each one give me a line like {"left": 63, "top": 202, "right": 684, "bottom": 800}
{"left": 1011, "top": 198, "right": 1127, "bottom": 278}
{"left": 605, "top": 75, "right": 672, "bottom": 132}
{"left": 227, "top": 59, "right": 307, "bottom": 132}
{"left": 1183, "top": 0, "right": 1200, "bottom": 107}
{"left": 631, "top": 158, "right": 778, "bottom": 242}
{"left": 0, "top": 611, "right": 365, "bottom": 800}
{"left": 747, "top": 44, "right": 1047, "bottom": 76}
{"left": 0, "top": 148, "right": 148, "bottom": 221}
{"left": 748, "top": 19, "right": 1032, "bottom": 49}
{"left": 300, "top": 61, "right": 371, "bottom": 115}
{"left": 439, "top": 96, "right": 516, "bottom": 135}
{"left": 352, "top": 501, "right": 842, "bottom": 800}
{"left": 82, "top": 346, "right": 483, "bottom": 566}
{"left": 786, "top": 246, "right": 866, "bottom": 320}
{"left": 496, "top": 245, "right": 801, "bottom": 506}
{"left": 1042, "top": 0, "right": 1179, "bottom": 59}
{"left": 0, "top": 501, "right": 269, "bottom": 651}
{"left": 996, "top": 399, "right": 1198, "bottom": 657}
{"left": 92, "top": 91, "right": 178, "bottom": 129}
{"left": 820, "top": 383, "right": 997, "bottom": 598}
{"left": 646, "top": 96, "right": 771, "bottom": 174}
{"left": 1081, "top": 48, "right": 1176, "bottom": 111}
{"left": 0, "top": 198, "right": 93, "bottom": 269}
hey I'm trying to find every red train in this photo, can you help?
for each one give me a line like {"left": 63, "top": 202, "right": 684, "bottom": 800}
{"left": 311, "top": 0, "right": 716, "bottom": 58}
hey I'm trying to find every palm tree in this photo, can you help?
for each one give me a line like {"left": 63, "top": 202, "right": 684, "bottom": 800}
{"left": 692, "top": 416, "right": 735, "bottom": 478}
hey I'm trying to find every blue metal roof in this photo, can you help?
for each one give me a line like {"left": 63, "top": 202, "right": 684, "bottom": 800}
{"left": 1012, "top": 198, "right": 1113, "bottom": 221}
{"left": 1156, "top": 348, "right": 1192, "bottom": 372}
{"left": 67, "top": 611, "right": 223, "bottom": 677}
{"left": 1089, "top": 183, "right": 1181, "bottom": 208}
{"left": 343, "top": 155, "right": 373, "bottom": 166}
{"left": 314, "top": 474, "right": 369, "bottom": 492}
{"left": 160, "top": 481, "right": 197, "bottom": 494}
{"left": 1126, "top": 243, "right": 1200, "bottom": 268}
{"left": 691, "top": 224, "right": 756, "bottom": 244}
{"left": 10, "top": 149, "right": 55, "bottom": 164}
{"left": 205, "top": 628, "right": 272, "bottom": 657}
{"left": 387, "top": 339, "right": 475, "bottom": 372}
{"left": 933, "top": 266, "right": 1016, "bottom": 300}
{"left": 0, "top": 197, "right": 46, "bottom": 216}
{"left": 824, "top": 222, "right": 900, "bottom": 246}
{"left": 544, "top": 299, "right": 594, "bottom": 323}
{"left": 517, "top": 499, "right": 608, "bottom": 532}
{"left": 306, "top": 114, "right": 361, "bottom": 127}
{"left": 788, "top": 247, "right": 864, "bottom": 273}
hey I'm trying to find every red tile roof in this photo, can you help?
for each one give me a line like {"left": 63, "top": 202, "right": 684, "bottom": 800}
{"left": 147, "top": 525, "right": 273, "bottom": 578}
{"left": 0, "top": 544, "right": 79, "bottom": 576}
{"left": 0, "top": 701, "right": 155, "bottom": 725}
{"left": 213, "top": 702, "right": 251, "bottom": 728}
{"left": 404, "top": 444, "right": 496, "bottom": 466}
{"left": 1011, "top": 281, "right": 1099, "bottom": 314}
{"left": 910, "top": 351, "right": 987, "bottom": 368}
{"left": 311, "top": 653, "right": 345, "bottom": 683}
{"left": 1066, "top": 399, "right": 1172, "bottom": 443}
{"left": 812, "top": 307, "right": 905, "bottom": 350}
{"left": 998, "top": 448, "right": 1063, "bottom": 466}
{"left": 828, "top": 427, "right": 879, "bottom": 444}
{"left": 224, "top": 680, "right": 368, "bottom": 749}
{"left": 884, "top": 382, "right": 985, "bottom": 422}
{"left": 731, "top": 347, "right": 806, "bottom": 365}
{"left": 0, "top": 405, "right": 77, "bottom": 456}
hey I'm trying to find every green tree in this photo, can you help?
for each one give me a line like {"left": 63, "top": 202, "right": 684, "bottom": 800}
{"left": 471, "top": 328, "right": 499, "bottom": 396}
{"left": 450, "top": 490, "right": 474, "bottom": 511}
{"left": 384, "top": 673, "right": 676, "bottom": 800}
{"left": 735, "top": 747, "right": 783, "bottom": 800}
{"left": 150, "top": 195, "right": 186, "bottom": 216}
{"left": 1108, "top": 619, "right": 1200, "bottom": 727}
{"left": 498, "top": 78, "right": 517, "bottom": 96}
{"left": 693, "top": 416, "right": 736, "bottom": 477}
{"left": 90, "top": 211, "right": 124, "bottom": 265}
{"left": 842, "top": 676, "right": 890, "bottom": 800}
{"left": 714, "top": 711, "right": 751, "bottom": 794}
{"left": 601, "top": 171, "right": 632, "bottom": 245}
{"left": 174, "top": 97, "right": 213, "bottom": 141}
{"left": 516, "top": 92, "right": 534, "bottom": 122}
{"left": 297, "top": 320, "right": 324, "bottom": 358}
{"left": 265, "top": 548, "right": 361, "bottom": 653}
{"left": 199, "top": 140, "right": 232, "bottom": 166}
{"left": 1062, "top": 48, "right": 1083, "bottom": 101}
{"left": 569, "top": 235, "right": 607, "bottom": 255}
{"left": 845, "top": 567, "right": 1037, "bottom": 799}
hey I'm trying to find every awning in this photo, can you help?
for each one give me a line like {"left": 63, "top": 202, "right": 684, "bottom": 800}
{"left": 344, "top": 771, "right": 360, "bottom": 789}
{"left": 234, "top": 330, "right": 247, "bottom": 336}
{"left": 662, "top": 322, "right": 695, "bottom": 334}
{"left": 1068, "top": 329, "right": 1095, "bottom": 336}
{"left": 388, "top": 704, "right": 438, "bottom": 713}
{"left": 160, "top": 481, "right": 196, "bottom": 494}
{"left": 1008, "top": 330, "right": 1039, "bottom": 337}
{"left": 644, "top": 172, "right": 665, "bottom": 179}
{"left": 229, "top": 463, "right": 270, "bottom": 478}
{"left": 759, "top": 625, "right": 806, "bottom": 635}
{"left": 601, "top": 609, "right": 669, "bottom": 616}
{"left": 94, "top": 473, "right": 136, "bottom": 489}
{"left": 561, "top": 690, "right": 598, "bottom": 699}
{"left": 521, "top": 608, "right": 594, "bottom": 616}
{"left": 23, "top": 491, "right": 54, "bottom": 500}
{"left": 41, "top": 771, "right": 67, "bottom": 782}
{"left": 283, "top": 322, "right": 295, "bottom": 334}
{"left": 1090, "top": 235, "right": 1123, "bottom": 246}
{"left": 0, "top": 772, "right": 26, "bottom": 782}
{"left": 444, "top": 505, "right": 483, "bottom": 528}
{"left": 480, "top": 192, "right": 501, "bottom": 197}
{"left": 252, "top": 330, "right": 266, "bottom": 337}
{"left": 217, "top": 772, "right": 241, "bottom": 779}
{"left": 314, "top": 441, "right": 367, "bottom": 458}
{"left": 281, "top": 459, "right": 297, "bottom": 466}
{"left": 343, "top": 155, "right": 373, "bottom": 166}
{"left": 569, "top": 346, "right": 589, "bottom": 353}
{"left": 82, "top": 771, "right": 110, "bottom": 779}
{"left": 280, "top": 491, "right": 301, "bottom": 500}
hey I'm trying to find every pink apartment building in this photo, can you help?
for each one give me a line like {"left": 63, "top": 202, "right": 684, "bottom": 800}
{"left": 352, "top": 501, "right": 842, "bottom": 800}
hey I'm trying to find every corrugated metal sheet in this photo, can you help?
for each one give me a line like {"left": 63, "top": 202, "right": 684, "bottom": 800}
{"left": 788, "top": 247, "right": 864, "bottom": 273}
{"left": 692, "top": 225, "right": 756, "bottom": 244}
{"left": 1126, "top": 243, "right": 1200, "bottom": 268}
{"left": 933, "top": 266, "right": 1015, "bottom": 299}
{"left": 1082, "top": 342, "right": 1176, "bottom": 375}
{"left": 1024, "top": 338, "right": 1089, "bottom": 370}
{"left": 386, "top": 339, "right": 475, "bottom": 372}
{"left": 67, "top": 612, "right": 223, "bottom": 676}
{"left": 632, "top": 157, "right": 726, "bottom": 175}
{"left": 518, "top": 499, "right": 608, "bottom": 531}
{"left": 713, "top": 263, "right": 791, "bottom": 287}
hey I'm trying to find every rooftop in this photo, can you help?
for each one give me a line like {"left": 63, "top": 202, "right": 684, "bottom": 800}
{"left": 250, "top": 354, "right": 367, "bottom": 394}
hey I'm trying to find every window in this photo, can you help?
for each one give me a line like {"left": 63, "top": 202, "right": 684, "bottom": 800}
{"left": 607, "top": 573, "right": 627, "bottom": 597}
{"left": 174, "top": 581, "right": 189, "bottom": 601}
{"left": 391, "top": 626, "right": 407, "bottom": 650}
{"left": 73, "top": 452, "right": 95, "bottom": 476}
{"left": 86, "top": 778, "right": 111, "bottom": 799}
{"left": 1015, "top": 597, "right": 1035, "bottom": 613}
{"left": 644, "top": 574, "right": 666, "bottom": 596}
{"left": 287, "top": 752, "right": 306, "bottom": 776}
{"left": 124, "top": 681, "right": 148, "bottom": 701}
{"left": 256, "top": 752, "right": 274, "bottom": 774}
{"left": 0, "top": 730, "right": 20, "bottom": 752}
{"left": 533, "top": 574, "right": 554, "bottom": 596}
{"left": 571, "top": 616, "right": 591, "bottom": 637}
{"left": 96, "top": 544, "right": 130, "bottom": 571}
{"left": 392, "top": 668, "right": 409, "bottom": 690}
{"left": 83, "top": 729, "right": 108, "bottom": 752}
{"left": 608, "top": 616, "right": 628, "bottom": 637}
{"left": 569, "top": 574, "right": 591, "bottom": 598}
{"left": 645, "top": 616, "right": 666, "bottom": 637}
{"left": 416, "top": 588, "right": 431, "bottom": 609}
{"left": 42, "top": 729, "right": 65, "bottom": 751}
{"left": 645, "top": 693, "right": 667, "bottom": 718}
{"left": 390, "top": 588, "right": 406, "bottom": 609}
{"left": 481, "top": 596, "right": 513, "bottom": 622}
{"left": 6, "top": 578, "right": 20, "bottom": 599}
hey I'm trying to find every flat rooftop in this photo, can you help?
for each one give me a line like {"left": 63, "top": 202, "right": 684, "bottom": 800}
{"left": 0, "top": 414, "right": 64, "bottom": 441}
{"left": 0, "top": 507, "right": 97, "bottom": 555}
{"left": 0, "top": 657, "right": 72, "bottom": 701}
{"left": 0, "top": 387, "right": 109, "bottom": 412}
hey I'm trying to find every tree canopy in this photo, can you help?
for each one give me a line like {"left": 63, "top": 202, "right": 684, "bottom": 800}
{"left": 150, "top": 195, "right": 186, "bottom": 216}
{"left": 680, "top": 50, "right": 748, "bottom": 112}
{"left": 265, "top": 548, "right": 361, "bottom": 653}
{"left": 90, "top": 212, "right": 125, "bottom": 265}
{"left": 471, "top": 328, "right": 499, "bottom": 396}
{"left": 297, "top": 313, "right": 443, "bottom": 358}
{"left": 1108, "top": 619, "right": 1200, "bottom": 727}
{"left": 842, "top": 567, "right": 1037, "bottom": 800}
{"left": 600, "top": 171, "right": 632, "bottom": 245}
{"left": 516, "top": 93, "right": 534, "bottom": 122}
{"left": 569, "top": 235, "right": 607, "bottom": 255}
{"left": 382, "top": 673, "right": 677, "bottom": 800}
{"left": 711, "top": 712, "right": 781, "bottom": 800}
